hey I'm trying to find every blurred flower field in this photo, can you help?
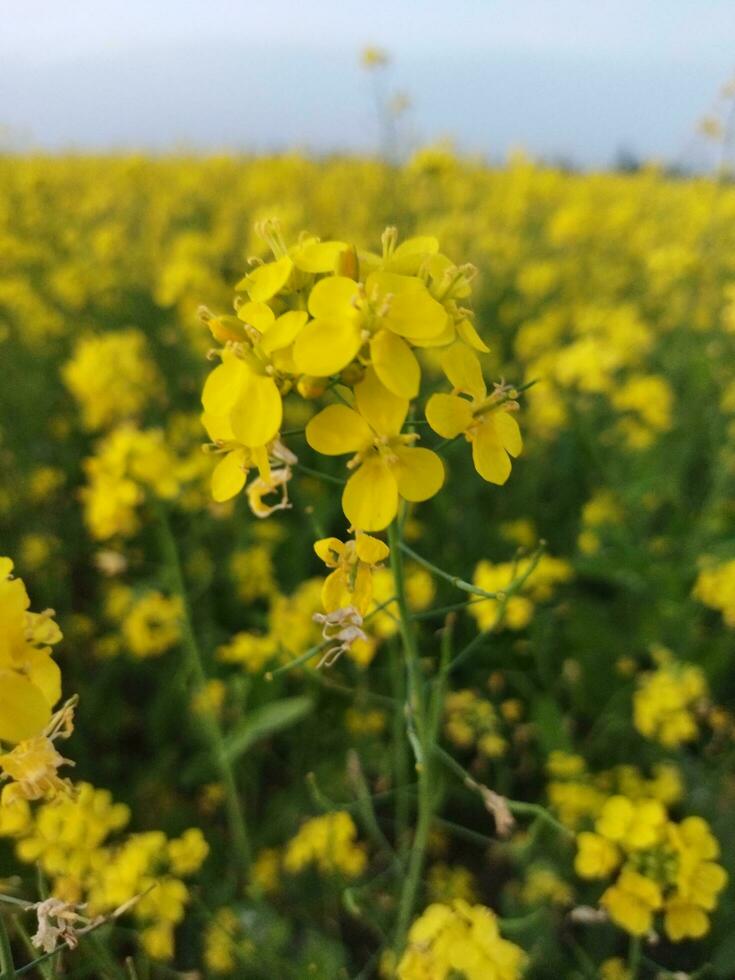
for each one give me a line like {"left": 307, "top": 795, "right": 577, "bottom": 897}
{"left": 1, "top": 150, "right": 735, "bottom": 978}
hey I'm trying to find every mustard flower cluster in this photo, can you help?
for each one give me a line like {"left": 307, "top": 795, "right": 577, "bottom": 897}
{"left": 0, "top": 783, "right": 209, "bottom": 960}
{"left": 62, "top": 329, "right": 161, "bottom": 431}
{"left": 80, "top": 413, "right": 214, "bottom": 541}
{"left": 576, "top": 801, "right": 727, "bottom": 941}
{"left": 282, "top": 811, "right": 367, "bottom": 878}
{"left": 693, "top": 558, "right": 735, "bottom": 627}
{"left": 633, "top": 659, "right": 708, "bottom": 747}
{"left": 546, "top": 752, "right": 683, "bottom": 831}
{"left": 200, "top": 222, "right": 522, "bottom": 530}
{"left": 443, "top": 689, "right": 508, "bottom": 759}
{"left": 396, "top": 900, "right": 525, "bottom": 980}
{"left": 470, "top": 554, "right": 572, "bottom": 632}
{"left": 0, "top": 557, "right": 75, "bottom": 807}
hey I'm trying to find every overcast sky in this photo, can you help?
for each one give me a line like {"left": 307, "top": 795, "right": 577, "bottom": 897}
{"left": 1, "top": 0, "right": 733, "bottom": 166}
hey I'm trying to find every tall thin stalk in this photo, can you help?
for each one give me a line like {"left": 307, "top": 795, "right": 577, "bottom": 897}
{"left": 156, "top": 511, "right": 251, "bottom": 879}
{"left": 388, "top": 520, "right": 433, "bottom": 956}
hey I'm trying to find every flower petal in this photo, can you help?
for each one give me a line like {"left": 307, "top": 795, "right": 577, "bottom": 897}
{"left": 307, "top": 276, "right": 360, "bottom": 318}
{"left": 355, "top": 367, "right": 408, "bottom": 436}
{"left": 472, "top": 421, "right": 512, "bottom": 484}
{"left": 0, "top": 671, "right": 52, "bottom": 743}
{"left": 456, "top": 318, "right": 490, "bottom": 353}
{"left": 493, "top": 410, "right": 523, "bottom": 457}
{"left": 229, "top": 372, "right": 282, "bottom": 447}
{"left": 292, "top": 240, "right": 349, "bottom": 273}
{"left": 293, "top": 317, "right": 362, "bottom": 377}
{"left": 201, "top": 355, "right": 245, "bottom": 416}
{"left": 441, "top": 344, "right": 486, "bottom": 400}
{"left": 211, "top": 450, "right": 249, "bottom": 502}
{"left": 367, "top": 272, "right": 448, "bottom": 339}
{"left": 343, "top": 457, "right": 399, "bottom": 531}
{"left": 261, "top": 310, "right": 308, "bottom": 354}
{"left": 426, "top": 393, "right": 474, "bottom": 438}
{"left": 355, "top": 533, "right": 390, "bottom": 565}
{"left": 370, "top": 330, "right": 420, "bottom": 399}
{"left": 237, "top": 255, "right": 293, "bottom": 302}
{"left": 306, "top": 405, "right": 371, "bottom": 455}
{"left": 391, "top": 446, "right": 445, "bottom": 502}
{"left": 236, "top": 301, "right": 276, "bottom": 332}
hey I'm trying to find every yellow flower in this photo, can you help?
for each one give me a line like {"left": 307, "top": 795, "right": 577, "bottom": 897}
{"left": 600, "top": 957, "right": 631, "bottom": 980}
{"left": 595, "top": 796, "right": 666, "bottom": 851}
{"left": 664, "top": 896, "right": 710, "bottom": 941}
{"left": 601, "top": 868, "right": 663, "bottom": 936}
{"left": 397, "top": 900, "right": 525, "bottom": 980}
{"left": 306, "top": 368, "right": 444, "bottom": 530}
{"left": 574, "top": 832, "right": 620, "bottom": 880}
{"left": 283, "top": 811, "right": 367, "bottom": 878}
{"left": 314, "top": 532, "right": 389, "bottom": 614}
{"left": 121, "top": 592, "right": 183, "bottom": 659}
{"left": 0, "top": 557, "right": 63, "bottom": 744}
{"left": 294, "top": 269, "right": 447, "bottom": 398}
{"left": 426, "top": 344, "right": 522, "bottom": 484}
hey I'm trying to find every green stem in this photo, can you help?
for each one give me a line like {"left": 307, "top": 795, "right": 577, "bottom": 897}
{"left": 388, "top": 521, "right": 433, "bottom": 957}
{"left": 0, "top": 915, "right": 16, "bottom": 980}
{"left": 156, "top": 511, "right": 252, "bottom": 879}
{"left": 628, "top": 935, "right": 641, "bottom": 978}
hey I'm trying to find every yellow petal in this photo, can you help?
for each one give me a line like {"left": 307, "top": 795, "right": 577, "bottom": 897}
{"left": 0, "top": 671, "right": 51, "bottom": 743}
{"left": 236, "top": 301, "right": 276, "bottom": 332}
{"left": 472, "top": 421, "right": 512, "bottom": 484}
{"left": 386, "top": 236, "right": 439, "bottom": 274}
{"left": 237, "top": 255, "right": 293, "bottom": 302}
{"left": 308, "top": 276, "right": 360, "bottom": 318}
{"left": 355, "top": 367, "right": 408, "bottom": 436}
{"left": 321, "top": 569, "right": 348, "bottom": 612}
{"left": 201, "top": 355, "right": 245, "bottom": 416}
{"left": 211, "top": 450, "right": 249, "bottom": 502}
{"left": 355, "top": 533, "right": 390, "bottom": 565}
{"left": 367, "top": 272, "right": 447, "bottom": 339}
{"left": 370, "top": 330, "right": 420, "bottom": 399}
{"left": 352, "top": 564, "right": 374, "bottom": 614}
{"left": 261, "top": 310, "right": 308, "bottom": 354}
{"left": 201, "top": 410, "right": 234, "bottom": 443}
{"left": 314, "top": 537, "right": 344, "bottom": 566}
{"left": 441, "top": 344, "right": 486, "bottom": 400}
{"left": 306, "top": 405, "right": 372, "bottom": 455}
{"left": 426, "top": 393, "right": 474, "bottom": 438}
{"left": 292, "top": 240, "right": 349, "bottom": 273}
{"left": 24, "top": 649, "right": 61, "bottom": 709}
{"left": 229, "top": 373, "right": 282, "bottom": 447}
{"left": 391, "top": 446, "right": 444, "bottom": 502}
{"left": 293, "top": 317, "right": 362, "bottom": 377}
{"left": 343, "top": 457, "right": 399, "bottom": 532}
{"left": 493, "top": 411, "right": 523, "bottom": 457}
{"left": 456, "top": 318, "right": 490, "bottom": 353}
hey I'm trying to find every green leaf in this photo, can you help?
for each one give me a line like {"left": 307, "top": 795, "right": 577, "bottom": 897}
{"left": 223, "top": 696, "right": 314, "bottom": 762}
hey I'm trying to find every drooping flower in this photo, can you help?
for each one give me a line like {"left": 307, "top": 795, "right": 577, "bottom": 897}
{"left": 314, "top": 532, "right": 389, "bottom": 614}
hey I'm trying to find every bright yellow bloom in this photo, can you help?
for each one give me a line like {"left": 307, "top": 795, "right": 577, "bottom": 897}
{"left": 294, "top": 268, "right": 447, "bottom": 398}
{"left": 306, "top": 368, "right": 444, "bottom": 530}
{"left": 601, "top": 868, "right": 663, "bottom": 936}
{"left": 633, "top": 662, "right": 707, "bottom": 747}
{"left": 121, "top": 592, "right": 183, "bottom": 659}
{"left": 426, "top": 344, "right": 522, "bottom": 483}
{"left": 397, "top": 900, "right": 525, "bottom": 980}
{"left": 62, "top": 329, "right": 160, "bottom": 431}
{"left": 314, "top": 532, "right": 389, "bottom": 614}
{"left": 595, "top": 796, "right": 667, "bottom": 851}
{"left": 0, "top": 557, "right": 63, "bottom": 744}
{"left": 283, "top": 811, "right": 366, "bottom": 878}
{"left": 574, "top": 832, "right": 620, "bottom": 879}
